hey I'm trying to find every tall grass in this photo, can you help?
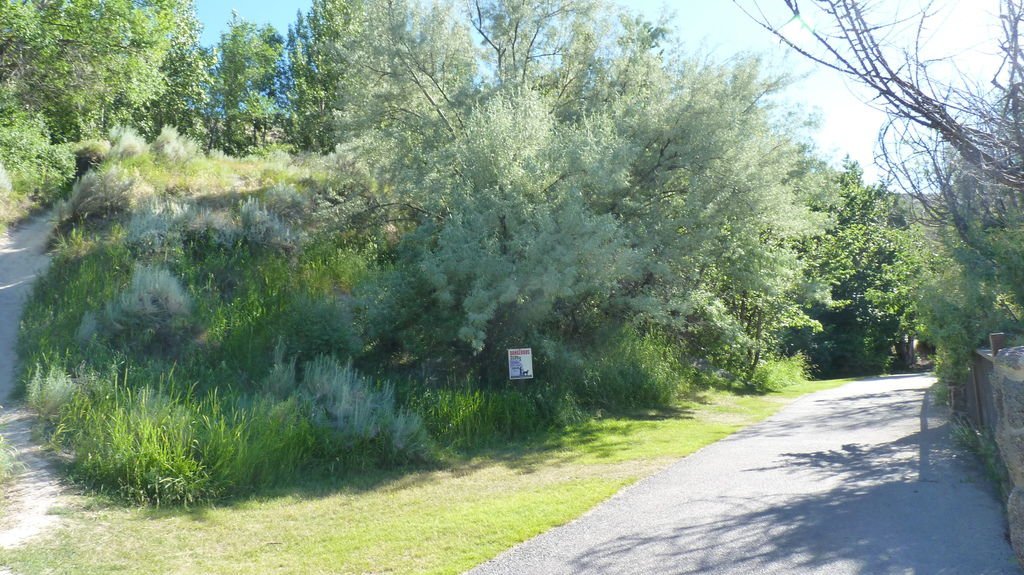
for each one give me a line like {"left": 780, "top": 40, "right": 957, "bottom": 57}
{"left": 52, "top": 372, "right": 320, "bottom": 506}
{"left": 748, "top": 354, "right": 810, "bottom": 392}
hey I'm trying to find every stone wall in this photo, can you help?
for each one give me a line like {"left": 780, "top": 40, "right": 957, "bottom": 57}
{"left": 991, "top": 346, "right": 1024, "bottom": 564}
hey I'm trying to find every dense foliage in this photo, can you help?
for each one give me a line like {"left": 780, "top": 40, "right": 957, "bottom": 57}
{"left": 3, "top": 0, "right": 922, "bottom": 505}
{"left": 786, "top": 164, "right": 920, "bottom": 377}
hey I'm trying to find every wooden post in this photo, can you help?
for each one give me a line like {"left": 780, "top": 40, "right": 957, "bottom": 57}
{"left": 991, "top": 332, "right": 1007, "bottom": 356}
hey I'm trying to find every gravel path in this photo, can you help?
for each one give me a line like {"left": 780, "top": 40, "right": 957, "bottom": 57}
{"left": 0, "top": 215, "right": 63, "bottom": 550}
{"left": 470, "top": 374, "right": 1022, "bottom": 574}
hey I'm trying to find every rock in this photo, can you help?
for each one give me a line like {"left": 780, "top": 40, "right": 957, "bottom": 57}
{"left": 1008, "top": 488, "right": 1024, "bottom": 565}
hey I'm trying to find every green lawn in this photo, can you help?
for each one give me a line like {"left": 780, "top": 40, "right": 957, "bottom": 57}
{"left": 0, "top": 378, "right": 854, "bottom": 575}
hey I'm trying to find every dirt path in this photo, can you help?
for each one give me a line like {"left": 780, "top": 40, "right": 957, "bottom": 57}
{"left": 471, "top": 374, "right": 1022, "bottom": 574}
{"left": 0, "top": 215, "right": 64, "bottom": 550}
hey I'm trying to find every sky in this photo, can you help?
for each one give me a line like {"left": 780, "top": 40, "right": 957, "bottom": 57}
{"left": 196, "top": 1, "right": 1004, "bottom": 185}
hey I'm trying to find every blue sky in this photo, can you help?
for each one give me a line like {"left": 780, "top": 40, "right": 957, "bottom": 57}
{"left": 195, "top": 1, "right": 1001, "bottom": 184}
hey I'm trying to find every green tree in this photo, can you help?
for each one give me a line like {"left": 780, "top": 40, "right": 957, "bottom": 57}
{"left": 145, "top": 0, "right": 213, "bottom": 140}
{"left": 285, "top": 0, "right": 355, "bottom": 152}
{"left": 1, "top": 0, "right": 179, "bottom": 142}
{"left": 208, "top": 14, "right": 286, "bottom": 154}
{"left": 788, "top": 163, "right": 920, "bottom": 376}
{"left": 346, "top": 0, "right": 830, "bottom": 380}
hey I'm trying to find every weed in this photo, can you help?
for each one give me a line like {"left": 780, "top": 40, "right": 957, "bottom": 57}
{"left": 952, "top": 421, "right": 1012, "bottom": 500}
{"left": 0, "top": 435, "right": 20, "bottom": 483}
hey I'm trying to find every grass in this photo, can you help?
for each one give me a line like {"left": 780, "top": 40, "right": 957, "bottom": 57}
{"left": 0, "top": 377, "right": 853, "bottom": 575}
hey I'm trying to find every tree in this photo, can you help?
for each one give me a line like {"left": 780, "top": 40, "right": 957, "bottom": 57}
{"left": 146, "top": 0, "right": 213, "bottom": 140}
{"left": 285, "top": 0, "right": 355, "bottom": 152}
{"left": 736, "top": 0, "right": 1024, "bottom": 203}
{"left": 737, "top": 0, "right": 1024, "bottom": 379}
{"left": 0, "top": 0, "right": 180, "bottom": 142}
{"left": 208, "top": 15, "right": 286, "bottom": 154}
{"left": 788, "top": 162, "right": 920, "bottom": 376}
{"left": 346, "top": 0, "right": 831, "bottom": 380}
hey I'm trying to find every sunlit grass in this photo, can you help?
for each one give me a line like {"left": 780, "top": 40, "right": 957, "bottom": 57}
{"left": 0, "top": 377, "right": 854, "bottom": 575}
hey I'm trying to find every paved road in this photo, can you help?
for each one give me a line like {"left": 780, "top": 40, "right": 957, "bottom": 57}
{"left": 469, "top": 374, "right": 1022, "bottom": 574}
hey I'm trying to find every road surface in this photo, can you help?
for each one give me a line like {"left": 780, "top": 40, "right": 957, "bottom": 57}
{"left": 470, "top": 374, "right": 1021, "bottom": 574}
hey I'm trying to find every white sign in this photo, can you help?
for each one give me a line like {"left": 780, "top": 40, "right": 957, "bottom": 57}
{"left": 508, "top": 348, "right": 533, "bottom": 380}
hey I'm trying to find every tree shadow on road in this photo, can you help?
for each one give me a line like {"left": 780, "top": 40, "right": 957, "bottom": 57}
{"left": 561, "top": 387, "right": 1021, "bottom": 574}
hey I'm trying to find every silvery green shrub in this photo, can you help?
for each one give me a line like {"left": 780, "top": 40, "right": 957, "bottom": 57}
{"left": 56, "top": 166, "right": 146, "bottom": 224}
{"left": 263, "top": 183, "right": 311, "bottom": 221}
{"left": 300, "top": 356, "right": 429, "bottom": 459}
{"left": 108, "top": 125, "right": 149, "bottom": 159}
{"left": 238, "top": 197, "right": 301, "bottom": 251}
{"left": 125, "top": 199, "right": 193, "bottom": 254}
{"left": 96, "top": 265, "right": 194, "bottom": 350}
{"left": 27, "top": 365, "right": 78, "bottom": 421}
{"left": 152, "top": 126, "right": 200, "bottom": 163}
{"left": 183, "top": 207, "right": 239, "bottom": 247}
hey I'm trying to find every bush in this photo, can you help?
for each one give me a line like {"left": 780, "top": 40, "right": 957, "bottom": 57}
{"left": 748, "top": 355, "right": 810, "bottom": 392}
{"left": 182, "top": 207, "right": 239, "bottom": 248}
{"left": 281, "top": 297, "right": 360, "bottom": 365}
{"left": 263, "top": 183, "right": 311, "bottom": 221}
{"left": 56, "top": 166, "right": 150, "bottom": 224}
{"left": 125, "top": 199, "right": 193, "bottom": 255}
{"left": 84, "top": 265, "right": 194, "bottom": 352}
{"left": 0, "top": 100, "right": 75, "bottom": 202}
{"left": 27, "top": 365, "right": 78, "bottom": 421}
{"left": 301, "top": 356, "right": 429, "bottom": 464}
{"left": 152, "top": 126, "right": 200, "bottom": 163}
{"left": 238, "top": 197, "right": 301, "bottom": 251}
{"left": 108, "top": 126, "right": 149, "bottom": 159}
{"left": 554, "top": 329, "right": 687, "bottom": 411}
